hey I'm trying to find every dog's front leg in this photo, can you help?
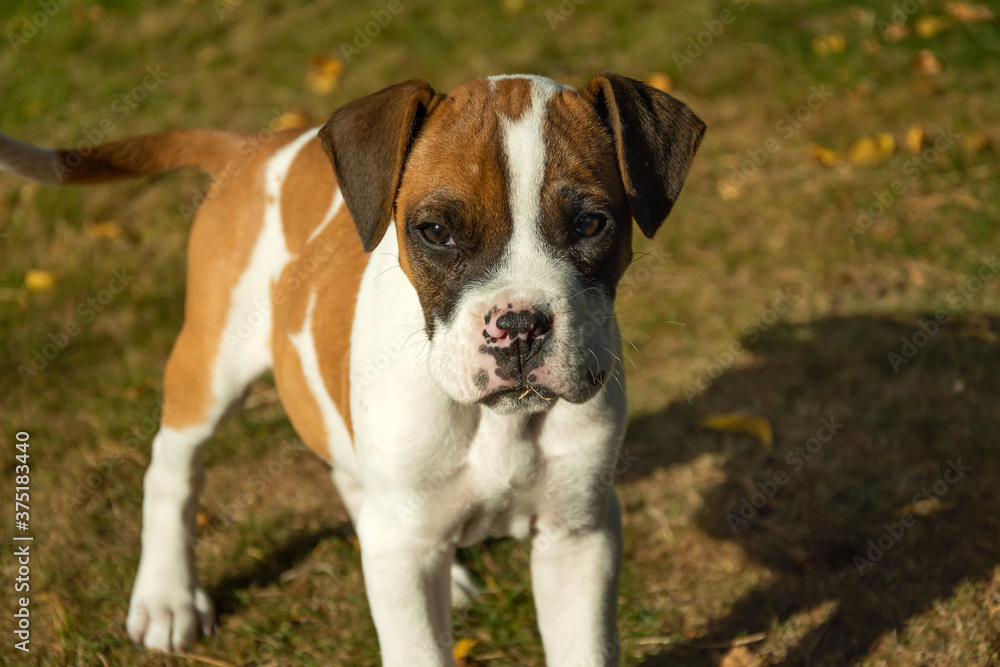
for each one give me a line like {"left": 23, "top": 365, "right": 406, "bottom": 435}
{"left": 532, "top": 489, "right": 624, "bottom": 667}
{"left": 357, "top": 505, "right": 455, "bottom": 667}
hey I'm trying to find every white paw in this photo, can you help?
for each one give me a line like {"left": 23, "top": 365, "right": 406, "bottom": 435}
{"left": 450, "top": 561, "right": 481, "bottom": 608}
{"left": 126, "top": 582, "right": 214, "bottom": 652}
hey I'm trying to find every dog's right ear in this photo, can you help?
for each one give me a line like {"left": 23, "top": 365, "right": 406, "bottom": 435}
{"left": 319, "top": 79, "right": 439, "bottom": 252}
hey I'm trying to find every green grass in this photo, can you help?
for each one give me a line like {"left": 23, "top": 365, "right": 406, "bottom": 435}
{"left": 2, "top": 0, "right": 1000, "bottom": 665}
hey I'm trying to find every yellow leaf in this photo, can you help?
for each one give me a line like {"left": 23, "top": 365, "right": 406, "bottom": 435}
{"left": 962, "top": 133, "right": 990, "bottom": 153}
{"left": 809, "top": 143, "right": 839, "bottom": 166}
{"left": 884, "top": 24, "right": 909, "bottom": 42}
{"left": 904, "top": 125, "right": 925, "bottom": 154}
{"left": 812, "top": 34, "right": 845, "bottom": 56}
{"left": 453, "top": 637, "right": 478, "bottom": 661}
{"left": 717, "top": 181, "right": 745, "bottom": 201}
{"left": 847, "top": 133, "right": 895, "bottom": 166}
{"left": 25, "top": 269, "right": 55, "bottom": 292}
{"left": 915, "top": 15, "right": 952, "bottom": 38}
{"left": 898, "top": 497, "right": 953, "bottom": 518}
{"left": 719, "top": 645, "right": 756, "bottom": 667}
{"left": 306, "top": 54, "right": 344, "bottom": 94}
{"left": 946, "top": 1, "right": 994, "bottom": 22}
{"left": 700, "top": 413, "right": 773, "bottom": 447}
{"left": 647, "top": 72, "right": 673, "bottom": 93}
{"left": 960, "top": 326, "right": 998, "bottom": 343}
{"left": 503, "top": 0, "right": 524, "bottom": 12}
{"left": 273, "top": 110, "right": 310, "bottom": 131}
{"left": 912, "top": 49, "right": 943, "bottom": 75}
{"left": 84, "top": 220, "right": 124, "bottom": 241}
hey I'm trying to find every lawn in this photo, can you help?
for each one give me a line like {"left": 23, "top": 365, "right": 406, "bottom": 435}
{"left": 1, "top": 0, "right": 999, "bottom": 665}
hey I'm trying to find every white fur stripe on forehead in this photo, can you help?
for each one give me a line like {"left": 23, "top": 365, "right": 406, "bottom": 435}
{"left": 493, "top": 76, "right": 569, "bottom": 287}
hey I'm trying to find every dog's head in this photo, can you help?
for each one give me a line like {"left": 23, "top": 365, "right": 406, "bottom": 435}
{"left": 320, "top": 73, "right": 704, "bottom": 414}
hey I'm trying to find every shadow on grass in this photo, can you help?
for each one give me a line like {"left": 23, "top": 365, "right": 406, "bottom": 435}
{"left": 209, "top": 524, "right": 353, "bottom": 617}
{"left": 624, "top": 314, "right": 1000, "bottom": 666}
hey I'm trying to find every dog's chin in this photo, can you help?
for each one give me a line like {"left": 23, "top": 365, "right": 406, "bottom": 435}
{"left": 476, "top": 370, "right": 609, "bottom": 415}
{"left": 478, "top": 385, "right": 560, "bottom": 415}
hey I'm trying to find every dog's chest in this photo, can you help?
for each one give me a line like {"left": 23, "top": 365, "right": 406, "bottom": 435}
{"left": 453, "top": 413, "right": 545, "bottom": 545}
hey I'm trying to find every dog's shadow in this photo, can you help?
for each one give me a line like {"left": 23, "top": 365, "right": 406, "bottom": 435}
{"left": 622, "top": 314, "right": 1000, "bottom": 666}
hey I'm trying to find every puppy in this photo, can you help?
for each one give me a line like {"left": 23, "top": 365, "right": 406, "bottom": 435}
{"left": 0, "top": 72, "right": 704, "bottom": 665}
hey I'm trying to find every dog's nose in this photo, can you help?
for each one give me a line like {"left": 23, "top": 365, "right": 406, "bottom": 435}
{"left": 482, "top": 306, "right": 553, "bottom": 383}
{"left": 493, "top": 309, "right": 551, "bottom": 341}
{"left": 484, "top": 307, "right": 552, "bottom": 345}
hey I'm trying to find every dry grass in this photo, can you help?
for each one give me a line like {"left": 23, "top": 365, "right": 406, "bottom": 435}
{"left": 1, "top": 0, "right": 999, "bottom": 665}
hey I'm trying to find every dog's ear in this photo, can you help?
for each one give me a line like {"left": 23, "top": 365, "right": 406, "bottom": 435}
{"left": 319, "top": 79, "right": 439, "bottom": 252}
{"left": 585, "top": 72, "right": 706, "bottom": 238}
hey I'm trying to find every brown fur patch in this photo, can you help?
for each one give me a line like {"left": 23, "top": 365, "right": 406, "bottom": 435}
{"left": 161, "top": 130, "right": 307, "bottom": 429}
{"left": 271, "top": 137, "right": 370, "bottom": 461}
{"left": 392, "top": 81, "right": 515, "bottom": 332}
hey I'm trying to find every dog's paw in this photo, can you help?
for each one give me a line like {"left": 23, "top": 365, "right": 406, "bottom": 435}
{"left": 126, "top": 584, "right": 214, "bottom": 652}
{"left": 450, "top": 561, "right": 481, "bottom": 608}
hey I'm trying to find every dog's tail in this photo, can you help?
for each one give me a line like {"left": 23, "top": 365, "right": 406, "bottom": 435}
{"left": 0, "top": 129, "right": 246, "bottom": 185}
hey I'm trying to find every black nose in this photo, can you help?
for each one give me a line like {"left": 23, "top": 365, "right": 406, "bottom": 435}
{"left": 495, "top": 309, "right": 552, "bottom": 341}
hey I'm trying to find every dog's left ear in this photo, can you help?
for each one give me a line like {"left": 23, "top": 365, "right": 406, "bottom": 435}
{"left": 319, "top": 79, "right": 440, "bottom": 252}
{"left": 585, "top": 72, "right": 706, "bottom": 238}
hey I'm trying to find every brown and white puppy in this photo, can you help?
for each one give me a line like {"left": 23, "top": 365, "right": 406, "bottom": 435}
{"left": 0, "top": 73, "right": 704, "bottom": 666}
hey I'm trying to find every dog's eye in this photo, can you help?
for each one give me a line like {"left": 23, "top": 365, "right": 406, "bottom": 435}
{"left": 573, "top": 213, "right": 607, "bottom": 239}
{"left": 419, "top": 223, "right": 454, "bottom": 246}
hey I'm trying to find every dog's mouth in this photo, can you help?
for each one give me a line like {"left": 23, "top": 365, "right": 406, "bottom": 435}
{"left": 478, "top": 384, "right": 559, "bottom": 409}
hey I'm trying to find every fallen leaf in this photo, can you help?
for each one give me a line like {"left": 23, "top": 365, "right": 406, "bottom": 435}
{"left": 700, "top": 413, "right": 773, "bottom": 447}
{"left": 84, "top": 220, "right": 124, "bottom": 241}
{"left": 898, "top": 497, "right": 954, "bottom": 518}
{"left": 960, "top": 326, "right": 998, "bottom": 342}
{"left": 905, "top": 124, "right": 925, "bottom": 154}
{"left": 812, "top": 34, "right": 845, "bottom": 56}
{"left": 647, "top": 72, "right": 673, "bottom": 93}
{"left": 950, "top": 188, "right": 983, "bottom": 210}
{"left": 717, "top": 181, "right": 745, "bottom": 201}
{"left": 884, "top": 24, "right": 909, "bottom": 42}
{"left": 915, "top": 15, "right": 952, "bottom": 38}
{"left": 719, "top": 645, "right": 756, "bottom": 667}
{"left": 912, "top": 49, "right": 943, "bottom": 75}
{"left": 809, "top": 143, "right": 839, "bottom": 166}
{"left": 305, "top": 54, "right": 344, "bottom": 94}
{"left": 453, "top": 637, "right": 478, "bottom": 664}
{"left": 272, "top": 110, "right": 310, "bottom": 131}
{"left": 847, "top": 133, "right": 895, "bottom": 166}
{"left": 25, "top": 269, "right": 55, "bottom": 292}
{"left": 946, "top": 1, "right": 995, "bottom": 22}
{"left": 961, "top": 133, "right": 990, "bottom": 153}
